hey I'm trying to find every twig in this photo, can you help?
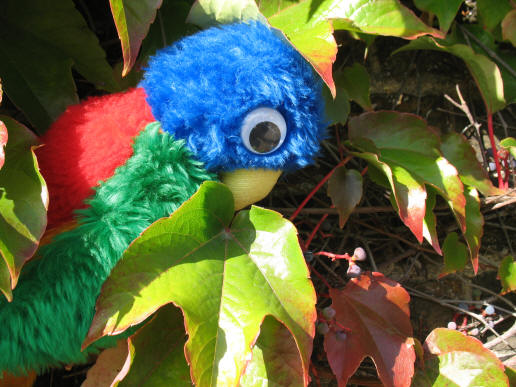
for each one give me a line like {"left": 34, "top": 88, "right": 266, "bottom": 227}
{"left": 484, "top": 321, "right": 516, "bottom": 349}
{"left": 445, "top": 85, "right": 504, "bottom": 188}
{"left": 355, "top": 236, "right": 378, "bottom": 272}
{"left": 351, "top": 219, "right": 436, "bottom": 254}
{"left": 459, "top": 25, "right": 516, "bottom": 79}
{"left": 496, "top": 212, "right": 515, "bottom": 255}
{"left": 304, "top": 213, "right": 329, "bottom": 249}
{"left": 290, "top": 156, "right": 352, "bottom": 221}
{"left": 278, "top": 206, "right": 395, "bottom": 215}
{"left": 313, "top": 255, "right": 346, "bottom": 286}
{"left": 497, "top": 111, "right": 509, "bottom": 139}
{"left": 405, "top": 286, "right": 503, "bottom": 339}
{"left": 444, "top": 85, "right": 478, "bottom": 127}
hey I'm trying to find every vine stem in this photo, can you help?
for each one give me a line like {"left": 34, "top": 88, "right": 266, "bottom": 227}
{"left": 486, "top": 113, "right": 504, "bottom": 189}
{"left": 310, "top": 265, "right": 331, "bottom": 290}
{"left": 290, "top": 155, "right": 352, "bottom": 221}
{"left": 304, "top": 213, "right": 329, "bottom": 250}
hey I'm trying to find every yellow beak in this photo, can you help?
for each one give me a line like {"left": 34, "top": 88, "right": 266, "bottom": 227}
{"left": 220, "top": 169, "right": 282, "bottom": 211}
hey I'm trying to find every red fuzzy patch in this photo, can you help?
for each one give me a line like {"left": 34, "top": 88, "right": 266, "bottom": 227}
{"left": 36, "top": 88, "right": 155, "bottom": 228}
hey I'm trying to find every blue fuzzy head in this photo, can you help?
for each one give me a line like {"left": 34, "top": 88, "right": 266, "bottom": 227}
{"left": 140, "top": 21, "right": 326, "bottom": 172}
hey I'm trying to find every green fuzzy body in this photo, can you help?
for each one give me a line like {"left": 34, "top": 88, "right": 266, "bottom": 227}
{"left": 0, "top": 122, "right": 216, "bottom": 374}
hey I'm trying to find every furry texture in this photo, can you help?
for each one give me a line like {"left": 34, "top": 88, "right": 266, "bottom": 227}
{"left": 36, "top": 88, "right": 155, "bottom": 228}
{"left": 0, "top": 123, "right": 215, "bottom": 374}
{"left": 3, "top": 21, "right": 328, "bottom": 375}
{"left": 140, "top": 21, "right": 327, "bottom": 172}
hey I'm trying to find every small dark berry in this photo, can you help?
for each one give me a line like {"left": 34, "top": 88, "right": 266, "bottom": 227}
{"left": 322, "top": 306, "right": 336, "bottom": 320}
{"left": 317, "top": 322, "right": 330, "bottom": 335}
{"left": 336, "top": 330, "right": 347, "bottom": 341}
{"left": 304, "top": 251, "right": 314, "bottom": 262}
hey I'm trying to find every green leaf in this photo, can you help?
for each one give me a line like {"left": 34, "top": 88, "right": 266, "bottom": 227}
{"left": 502, "top": 9, "right": 516, "bottom": 46}
{"left": 269, "top": 10, "right": 337, "bottom": 96}
{"left": 267, "top": 0, "right": 442, "bottom": 97}
{"left": 448, "top": 25, "right": 516, "bottom": 106}
{"left": 257, "top": 0, "right": 299, "bottom": 18}
{"left": 498, "top": 256, "right": 516, "bottom": 294}
{"left": 505, "top": 366, "right": 516, "bottom": 385}
{"left": 422, "top": 188, "right": 441, "bottom": 255}
{"left": 337, "top": 63, "right": 373, "bottom": 111}
{"left": 85, "top": 181, "right": 316, "bottom": 386}
{"left": 240, "top": 316, "right": 304, "bottom": 386}
{"left": 355, "top": 147, "right": 428, "bottom": 243}
{"left": 327, "top": 167, "right": 363, "bottom": 228}
{"left": 413, "top": 328, "right": 509, "bottom": 386}
{"left": 396, "top": 36, "right": 506, "bottom": 113}
{"left": 0, "top": 0, "right": 119, "bottom": 130}
{"left": 139, "top": 1, "right": 195, "bottom": 61}
{"left": 501, "top": 137, "right": 516, "bottom": 159}
{"left": 120, "top": 305, "right": 191, "bottom": 386}
{"left": 413, "top": 0, "right": 463, "bottom": 32}
{"left": 441, "top": 131, "right": 500, "bottom": 196}
{"left": 463, "top": 187, "right": 483, "bottom": 274}
{"left": 323, "top": 85, "right": 350, "bottom": 124}
{"left": 440, "top": 232, "right": 468, "bottom": 277}
{"left": 0, "top": 116, "right": 48, "bottom": 301}
{"left": 349, "top": 112, "right": 467, "bottom": 240}
{"left": 110, "top": 0, "right": 163, "bottom": 76}
{"left": 186, "top": 0, "right": 267, "bottom": 28}
{"left": 477, "top": 0, "right": 513, "bottom": 31}
{"left": 326, "top": 0, "right": 442, "bottom": 38}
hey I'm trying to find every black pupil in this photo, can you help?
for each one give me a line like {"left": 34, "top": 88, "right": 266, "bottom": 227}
{"left": 249, "top": 121, "right": 281, "bottom": 153}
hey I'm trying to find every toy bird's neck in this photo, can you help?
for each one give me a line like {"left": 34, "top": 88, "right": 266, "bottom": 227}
{"left": 1, "top": 123, "right": 216, "bottom": 373}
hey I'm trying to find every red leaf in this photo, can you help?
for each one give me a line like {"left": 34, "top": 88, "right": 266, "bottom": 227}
{"left": 0, "top": 120, "right": 6, "bottom": 170}
{"left": 324, "top": 272, "right": 415, "bottom": 387}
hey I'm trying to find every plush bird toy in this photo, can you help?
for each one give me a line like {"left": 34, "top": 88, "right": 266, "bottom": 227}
{"left": 0, "top": 21, "right": 325, "bottom": 375}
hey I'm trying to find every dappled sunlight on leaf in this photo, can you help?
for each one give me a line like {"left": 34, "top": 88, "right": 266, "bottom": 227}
{"left": 110, "top": 0, "right": 163, "bottom": 76}
{"left": 0, "top": 116, "right": 47, "bottom": 301}
{"left": 85, "top": 181, "right": 316, "bottom": 386}
{"left": 413, "top": 328, "right": 509, "bottom": 386}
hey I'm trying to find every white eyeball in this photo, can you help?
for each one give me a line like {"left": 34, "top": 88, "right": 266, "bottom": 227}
{"left": 240, "top": 107, "right": 287, "bottom": 154}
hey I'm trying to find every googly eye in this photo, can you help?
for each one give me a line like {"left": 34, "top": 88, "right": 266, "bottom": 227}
{"left": 241, "top": 107, "right": 287, "bottom": 154}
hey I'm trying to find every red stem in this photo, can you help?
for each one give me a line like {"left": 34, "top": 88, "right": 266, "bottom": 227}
{"left": 314, "top": 251, "right": 351, "bottom": 261}
{"left": 503, "top": 158, "right": 510, "bottom": 190}
{"left": 290, "top": 156, "right": 352, "bottom": 222}
{"left": 304, "top": 213, "right": 329, "bottom": 250}
{"left": 486, "top": 113, "right": 504, "bottom": 189}
{"left": 310, "top": 265, "right": 331, "bottom": 289}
